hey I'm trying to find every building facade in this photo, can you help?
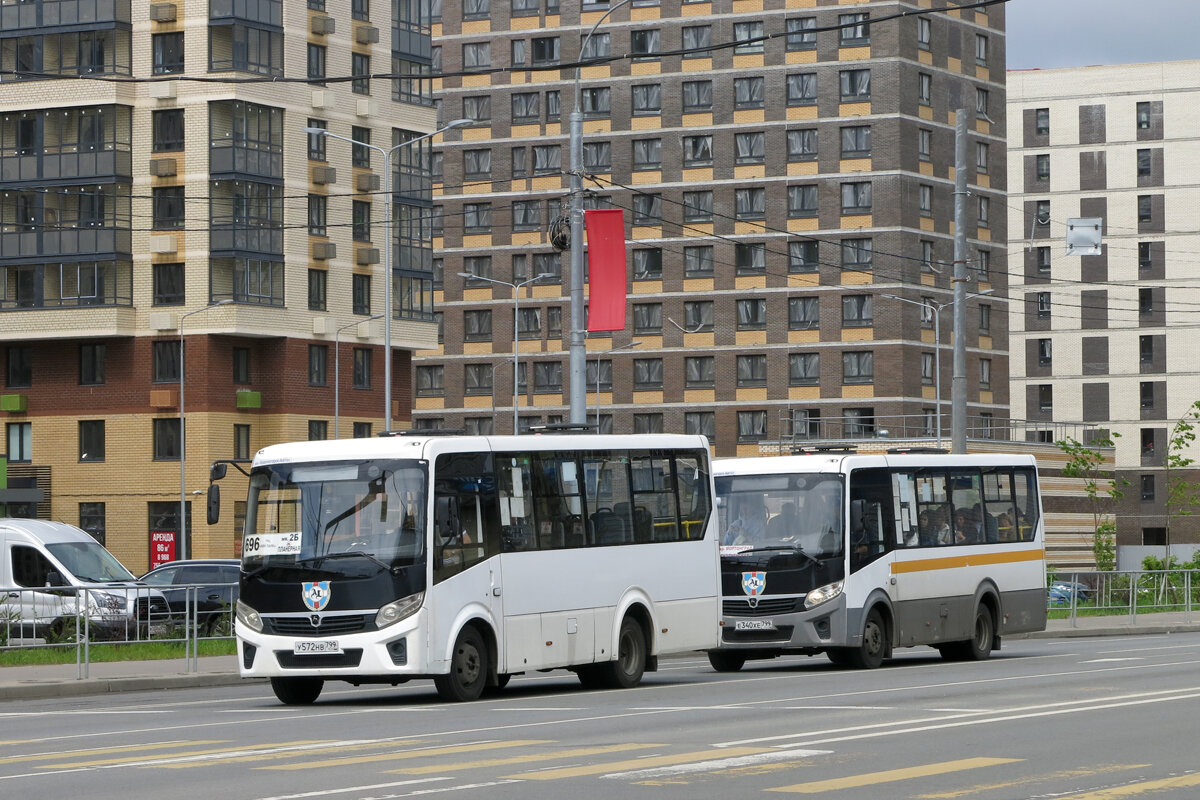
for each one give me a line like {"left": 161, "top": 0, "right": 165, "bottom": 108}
{"left": 0, "top": 0, "right": 438, "bottom": 570}
{"left": 421, "top": 0, "right": 1010, "bottom": 456}
{"left": 1007, "top": 60, "right": 1200, "bottom": 565}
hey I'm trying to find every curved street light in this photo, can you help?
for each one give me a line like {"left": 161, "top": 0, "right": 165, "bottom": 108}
{"left": 305, "top": 118, "right": 471, "bottom": 433}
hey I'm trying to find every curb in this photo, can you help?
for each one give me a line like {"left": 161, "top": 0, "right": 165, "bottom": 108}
{"left": 0, "top": 673, "right": 261, "bottom": 702}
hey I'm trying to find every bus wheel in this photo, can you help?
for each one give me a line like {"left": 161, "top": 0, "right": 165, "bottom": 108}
{"left": 601, "top": 617, "right": 647, "bottom": 688}
{"left": 826, "top": 648, "right": 854, "bottom": 667}
{"left": 707, "top": 650, "right": 746, "bottom": 672}
{"left": 271, "top": 677, "right": 324, "bottom": 705}
{"left": 435, "top": 626, "right": 488, "bottom": 702}
{"left": 965, "top": 606, "right": 995, "bottom": 660}
{"left": 847, "top": 608, "right": 886, "bottom": 669}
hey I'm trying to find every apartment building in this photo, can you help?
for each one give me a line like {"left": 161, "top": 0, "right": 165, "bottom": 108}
{"left": 0, "top": 0, "right": 437, "bottom": 570}
{"left": 421, "top": 0, "right": 1010, "bottom": 456}
{"left": 1007, "top": 60, "right": 1200, "bottom": 564}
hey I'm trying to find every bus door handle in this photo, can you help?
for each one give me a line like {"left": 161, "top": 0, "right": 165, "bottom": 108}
{"left": 492, "top": 587, "right": 502, "bottom": 597}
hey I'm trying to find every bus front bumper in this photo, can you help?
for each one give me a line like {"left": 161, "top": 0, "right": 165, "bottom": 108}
{"left": 235, "top": 617, "right": 427, "bottom": 679}
{"left": 714, "top": 594, "right": 851, "bottom": 653}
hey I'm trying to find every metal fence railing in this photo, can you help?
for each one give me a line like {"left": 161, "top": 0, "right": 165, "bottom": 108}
{"left": 0, "top": 582, "right": 236, "bottom": 678}
{"left": 1047, "top": 569, "right": 1199, "bottom": 626}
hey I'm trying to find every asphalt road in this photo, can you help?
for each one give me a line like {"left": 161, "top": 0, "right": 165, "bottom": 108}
{"left": 3, "top": 633, "right": 1200, "bottom": 800}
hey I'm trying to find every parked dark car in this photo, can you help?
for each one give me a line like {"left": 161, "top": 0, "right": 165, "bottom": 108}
{"left": 140, "top": 559, "right": 240, "bottom": 634}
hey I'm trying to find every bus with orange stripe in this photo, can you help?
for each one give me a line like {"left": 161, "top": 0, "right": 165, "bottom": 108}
{"left": 709, "top": 452, "right": 1046, "bottom": 671}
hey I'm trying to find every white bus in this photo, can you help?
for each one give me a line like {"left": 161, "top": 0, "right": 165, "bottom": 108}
{"left": 709, "top": 452, "right": 1046, "bottom": 671}
{"left": 212, "top": 433, "right": 719, "bottom": 704}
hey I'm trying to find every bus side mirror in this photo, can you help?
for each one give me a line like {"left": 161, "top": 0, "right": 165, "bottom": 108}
{"left": 207, "top": 484, "right": 221, "bottom": 526}
{"left": 210, "top": 462, "right": 228, "bottom": 482}
{"left": 849, "top": 499, "right": 865, "bottom": 535}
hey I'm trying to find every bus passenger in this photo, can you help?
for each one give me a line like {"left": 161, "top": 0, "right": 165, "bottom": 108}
{"left": 766, "top": 501, "right": 799, "bottom": 541}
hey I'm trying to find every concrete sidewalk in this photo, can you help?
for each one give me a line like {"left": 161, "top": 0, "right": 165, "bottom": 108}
{"left": 1, "top": 613, "right": 1198, "bottom": 702}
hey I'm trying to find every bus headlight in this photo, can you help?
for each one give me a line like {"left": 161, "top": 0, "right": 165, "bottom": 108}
{"left": 236, "top": 599, "right": 263, "bottom": 633}
{"left": 804, "top": 580, "right": 844, "bottom": 610}
{"left": 376, "top": 591, "right": 424, "bottom": 629}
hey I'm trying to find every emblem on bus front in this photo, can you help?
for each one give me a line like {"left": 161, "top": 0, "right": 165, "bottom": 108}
{"left": 741, "top": 571, "right": 765, "bottom": 597}
{"left": 302, "top": 581, "right": 331, "bottom": 612}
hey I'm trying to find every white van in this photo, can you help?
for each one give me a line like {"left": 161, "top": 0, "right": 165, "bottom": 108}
{"left": 0, "top": 519, "right": 170, "bottom": 640}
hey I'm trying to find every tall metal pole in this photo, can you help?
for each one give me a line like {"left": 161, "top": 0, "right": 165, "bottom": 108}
{"left": 934, "top": 309, "right": 942, "bottom": 449}
{"left": 178, "top": 300, "right": 230, "bottom": 562}
{"left": 951, "top": 109, "right": 969, "bottom": 454}
{"left": 334, "top": 314, "right": 382, "bottom": 439}
{"left": 570, "top": 0, "right": 634, "bottom": 426}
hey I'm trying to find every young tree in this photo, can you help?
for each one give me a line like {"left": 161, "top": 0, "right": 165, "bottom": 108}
{"left": 1164, "top": 400, "right": 1200, "bottom": 562}
{"left": 1057, "top": 432, "right": 1123, "bottom": 571}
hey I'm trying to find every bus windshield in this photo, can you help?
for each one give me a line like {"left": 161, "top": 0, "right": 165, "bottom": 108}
{"left": 243, "top": 460, "right": 427, "bottom": 577}
{"left": 715, "top": 473, "right": 843, "bottom": 557}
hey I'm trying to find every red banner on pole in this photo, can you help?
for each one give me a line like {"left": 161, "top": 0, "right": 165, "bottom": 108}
{"left": 584, "top": 209, "right": 627, "bottom": 332}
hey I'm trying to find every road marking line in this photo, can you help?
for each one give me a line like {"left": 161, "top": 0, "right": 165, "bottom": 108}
{"left": 601, "top": 747, "right": 832, "bottom": 780}
{"left": 1082, "top": 658, "right": 1143, "bottom": 663}
{"left": 386, "top": 742, "right": 657, "bottom": 774}
{"left": 157, "top": 739, "right": 429, "bottom": 768}
{"left": 766, "top": 757, "right": 1022, "bottom": 793}
{"left": 0, "top": 740, "right": 228, "bottom": 766}
{"left": 260, "top": 740, "right": 551, "bottom": 771}
{"left": 915, "top": 764, "right": 1151, "bottom": 799}
{"left": 256, "top": 777, "right": 450, "bottom": 800}
{"left": 41, "top": 740, "right": 333, "bottom": 769}
{"left": 505, "top": 746, "right": 770, "bottom": 780}
{"left": 1050, "top": 770, "right": 1200, "bottom": 799}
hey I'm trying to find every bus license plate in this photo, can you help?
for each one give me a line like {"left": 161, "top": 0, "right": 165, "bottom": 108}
{"left": 294, "top": 640, "right": 342, "bottom": 655}
{"left": 734, "top": 620, "right": 776, "bottom": 631}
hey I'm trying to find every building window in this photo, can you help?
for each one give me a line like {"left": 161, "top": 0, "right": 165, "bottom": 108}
{"left": 1139, "top": 241, "right": 1153, "bottom": 271}
{"left": 1141, "top": 381, "right": 1155, "bottom": 410}
{"left": 734, "top": 132, "right": 765, "bottom": 165}
{"left": 839, "top": 12, "right": 869, "bottom": 45}
{"left": 464, "top": 202, "right": 492, "bottom": 233}
{"left": 736, "top": 299, "right": 766, "bottom": 330}
{"left": 153, "top": 109, "right": 185, "bottom": 152}
{"left": 682, "top": 80, "right": 713, "bottom": 112}
{"left": 790, "top": 241, "right": 819, "bottom": 273}
{"left": 841, "top": 238, "right": 873, "bottom": 270}
{"left": 79, "top": 502, "right": 106, "bottom": 544}
{"left": 1141, "top": 474, "right": 1156, "bottom": 501}
{"left": 735, "top": 187, "right": 765, "bottom": 219}
{"left": 308, "top": 420, "right": 328, "bottom": 441}
{"left": 979, "top": 303, "right": 991, "bottom": 333}
{"left": 685, "top": 356, "right": 714, "bottom": 388}
{"left": 922, "top": 241, "right": 935, "bottom": 272}
{"left": 352, "top": 349, "right": 372, "bottom": 389}
{"left": 1037, "top": 338, "right": 1052, "bottom": 366}
{"left": 843, "top": 351, "right": 873, "bottom": 384}
{"left": 632, "top": 139, "right": 662, "bottom": 171}
{"left": 583, "top": 141, "right": 611, "bottom": 172}
{"left": 788, "top": 296, "right": 819, "bottom": 330}
{"left": 152, "top": 340, "right": 180, "bottom": 383}
{"left": 307, "top": 42, "right": 326, "bottom": 84}
{"left": 839, "top": 69, "right": 870, "bottom": 101}
{"left": 734, "top": 77, "right": 764, "bottom": 110}
{"left": 975, "top": 34, "right": 988, "bottom": 64}
{"left": 921, "top": 353, "right": 934, "bottom": 385}
{"left": 736, "top": 355, "right": 767, "bottom": 388}
{"left": 632, "top": 83, "right": 662, "bottom": 115}
{"left": 306, "top": 119, "right": 326, "bottom": 161}
{"left": 234, "top": 424, "right": 251, "bottom": 460}
{"left": 531, "top": 36, "right": 560, "bottom": 65}
{"left": 976, "top": 88, "right": 989, "bottom": 117}
{"left": 919, "top": 184, "right": 932, "bottom": 216}
{"left": 684, "top": 245, "right": 713, "bottom": 277}
{"left": 841, "top": 181, "right": 872, "bottom": 214}
{"left": 684, "top": 300, "right": 714, "bottom": 331}
{"left": 463, "top": 95, "right": 491, "bottom": 123}
{"left": 917, "top": 17, "right": 930, "bottom": 49}
{"left": 787, "top": 128, "right": 818, "bottom": 161}
{"left": 918, "top": 128, "right": 932, "bottom": 161}
{"left": 153, "top": 32, "right": 185, "bottom": 75}
{"left": 80, "top": 343, "right": 106, "bottom": 386}
{"left": 353, "top": 422, "right": 372, "bottom": 439}
{"left": 1037, "top": 292, "right": 1051, "bottom": 318}
{"left": 630, "top": 29, "right": 660, "bottom": 59}
{"left": 685, "top": 411, "right": 715, "bottom": 439}
{"left": 786, "top": 73, "right": 817, "bottom": 106}
{"left": 977, "top": 196, "right": 990, "bottom": 227}
{"left": 683, "top": 135, "right": 713, "bottom": 168}
{"left": 980, "top": 358, "right": 992, "bottom": 389}
{"left": 79, "top": 420, "right": 104, "bottom": 461}
{"left": 308, "top": 344, "right": 328, "bottom": 386}
{"left": 1038, "top": 384, "right": 1053, "bottom": 412}
{"left": 232, "top": 347, "right": 250, "bottom": 384}
{"left": 1138, "top": 195, "right": 1153, "bottom": 223}
{"left": 152, "top": 418, "right": 180, "bottom": 460}
{"left": 352, "top": 274, "right": 371, "bottom": 316}
{"left": 1137, "top": 101, "right": 1151, "bottom": 130}
{"left": 307, "top": 194, "right": 327, "bottom": 236}
{"left": 1036, "top": 107, "right": 1050, "bottom": 135}
{"left": 788, "top": 185, "right": 818, "bottom": 218}
{"left": 533, "top": 361, "right": 563, "bottom": 393}
{"left": 351, "top": 53, "right": 371, "bottom": 95}
{"left": 581, "top": 87, "right": 610, "bottom": 117}
{"left": 633, "top": 413, "right": 663, "bottom": 434}
{"left": 789, "top": 353, "right": 819, "bottom": 386}
{"left": 977, "top": 142, "right": 989, "bottom": 174}
{"left": 633, "top": 303, "right": 662, "bottom": 334}
{"left": 841, "top": 125, "right": 871, "bottom": 157}
{"left": 844, "top": 408, "right": 875, "bottom": 437}
{"left": 786, "top": 17, "right": 817, "bottom": 50}
{"left": 737, "top": 411, "right": 767, "bottom": 442}
{"left": 733, "top": 21, "right": 764, "bottom": 54}
{"left": 153, "top": 263, "right": 185, "bottom": 306}
{"left": 350, "top": 125, "right": 371, "bottom": 167}
{"left": 1036, "top": 153, "right": 1050, "bottom": 180}
{"left": 632, "top": 358, "right": 662, "bottom": 390}
{"left": 416, "top": 365, "right": 444, "bottom": 397}
{"left": 918, "top": 73, "right": 932, "bottom": 105}
{"left": 1139, "top": 287, "right": 1153, "bottom": 315}
{"left": 1036, "top": 246, "right": 1051, "bottom": 273}
{"left": 462, "top": 42, "right": 490, "bottom": 72}
{"left": 308, "top": 269, "right": 327, "bottom": 311}
{"left": 842, "top": 294, "right": 873, "bottom": 328}
{"left": 632, "top": 195, "right": 662, "bottom": 226}
{"left": 735, "top": 243, "right": 765, "bottom": 274}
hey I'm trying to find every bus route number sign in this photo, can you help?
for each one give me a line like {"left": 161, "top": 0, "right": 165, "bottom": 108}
{"left": 243, "top": 530, "right": 301, "bottom": 557}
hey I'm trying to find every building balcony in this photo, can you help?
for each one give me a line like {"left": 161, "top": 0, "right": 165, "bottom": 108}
{"left": 208, "top": 0, "right": 280, "bottom": 26}
{"left": 0, "top": 148, "right": 131, "bottom": 184}
{"left": 209, "top": 143, "right": 282, "bottom": 182}
{"left": 0, "top": 226, "right": 131, "bottom": 262}
{"left": 0, "top": 260, "right": 132, "bottom": 312}
{"left": 0, "top": 0, "right": 130, "bottom": 32}
{"left": 209, "top": 224, "right": 282, "bottom": 258}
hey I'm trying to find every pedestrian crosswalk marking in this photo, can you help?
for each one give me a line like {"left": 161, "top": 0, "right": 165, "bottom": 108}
{"left": 0, "top": 740, "right": 227, "bottom": 766}
{"left": 260, "top": 739, "right": 552, "bottom": 771}
{"left": 157, "top": 739, "right": 427, "bottom": 769}
{"left": 386, "top": 742, "right": 658, "bottom": 774}
{"left": 42, "top": 741, "right": 331, "bottom": 769}
{"left": 505, "top": 746, "right": 771, "bottom": 780}
{"left": 766, "top": 757, "right": 1022, "bottom": 793}
{"left": 1049, "top": 771, "right": 1200, "bottom": 799}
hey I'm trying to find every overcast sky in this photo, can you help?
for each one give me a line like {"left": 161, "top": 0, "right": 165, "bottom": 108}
{"left": 1006, "top": 0, "right": 1200, "bottom": 71}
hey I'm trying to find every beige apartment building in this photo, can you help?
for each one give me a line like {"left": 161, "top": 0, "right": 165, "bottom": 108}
{"left": 1007, "top": 60, "right": 1200, "bottom": 565}
{"left": 0, "top": 0, "right": 438, "bottom": 570}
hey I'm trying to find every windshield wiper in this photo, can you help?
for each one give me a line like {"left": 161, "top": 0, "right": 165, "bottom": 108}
{"left": 736, "top": 545, "right": 822, "bottom": 566}
{"left": 295, "top": 551, "right": 395, "bottom": 573}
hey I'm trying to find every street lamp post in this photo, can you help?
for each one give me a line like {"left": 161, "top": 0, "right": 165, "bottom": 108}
{"left": 569, "top": 0, "right": 636, "bottom": 426}
{"left": 593, "top": 340, "right": 641, "bottom": 431}
{"left": 884, "top": 289, "right": 994, "bottom": 449}
{"left": 305, "top": 119, "right": 470, "bottom": 434}
{"left": 457, "top": 272, "right": 554, "bottom": 433}
{"left": 179, "top": 299, "right": 232, "bottom": 562}
{"left": 334, "top": 313, "right": 383, "bottom": 439}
